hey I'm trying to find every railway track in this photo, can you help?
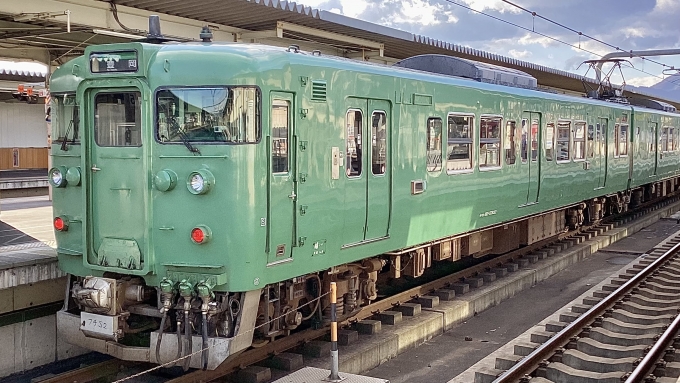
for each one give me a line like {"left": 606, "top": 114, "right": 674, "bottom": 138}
{"left": 474, "top": 227, "right": 680, "bottom": 383}
{"left": 40, "top": 195, "right": 680, "bottom": 383}
{"left": 162, "top": 197, "right": 680, "bottom": 383}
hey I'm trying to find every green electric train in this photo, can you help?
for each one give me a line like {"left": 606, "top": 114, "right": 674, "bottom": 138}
{"left": 49, "top": 27, "right": 680, "bottom": 369}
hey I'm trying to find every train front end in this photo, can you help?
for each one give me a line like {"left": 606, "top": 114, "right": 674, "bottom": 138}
{"left": 51, "top": 42, "right": 266, "bottom": 369}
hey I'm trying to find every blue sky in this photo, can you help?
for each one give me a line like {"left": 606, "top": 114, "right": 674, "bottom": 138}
{"left": 301, "top": 0, "right": 680, "bottom": 87}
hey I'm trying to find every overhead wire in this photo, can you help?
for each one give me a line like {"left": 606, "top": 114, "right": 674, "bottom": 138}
{"left": 439, "top": 0, "right": 680, "bottom": 86}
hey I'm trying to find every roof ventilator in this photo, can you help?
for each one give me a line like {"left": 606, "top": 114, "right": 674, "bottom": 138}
{"left": 393, "top": 54, "right": 538, "bottom": 89}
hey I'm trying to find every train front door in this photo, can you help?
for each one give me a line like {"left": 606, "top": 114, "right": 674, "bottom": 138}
{"left": 594, "top": 118, "right": 608, "bottom": 189}
{"left": 522, "top": 112, "right": 541, "bottom": 205}
{"left": 87, "top": 89, "right": 147, "bottom": 270}
{"left": 343, "top": 98, "right": 391, "bottom": 246}
{"left": 268, "top": 92, "right": 296, "bottom": 265}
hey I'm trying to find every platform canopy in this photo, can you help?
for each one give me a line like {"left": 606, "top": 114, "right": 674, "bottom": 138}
{"left": 0, "top": 0, "right": 676, "bottom": 108}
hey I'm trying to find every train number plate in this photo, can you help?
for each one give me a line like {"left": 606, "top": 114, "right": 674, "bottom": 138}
{"left": 80, "top": 312, "right": 116, "bottom": 337}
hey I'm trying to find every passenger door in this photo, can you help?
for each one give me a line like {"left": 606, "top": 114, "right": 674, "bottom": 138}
{"left": 267, "top": 92, "right": 296, "bottom": 265}
{"left": 522, "top": 112, "right": 541, "bottom": 205}
{"left": 650, "top": 121, "right": 659, "bottom": 177}
{"left": 342, "top": 98, "right": 391, "bottom": 246}
{"left": 365, "top": 100, "right": 390, "bottom": 240}
{"left": 594, "top": 118, "right": 608, "bottom": 189}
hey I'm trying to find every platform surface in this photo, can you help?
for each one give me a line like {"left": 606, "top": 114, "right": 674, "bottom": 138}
{"left": 272, "top": 367, "right": 389, "bottom": 383}
{"left": 0, "top": 196, "right": 59, "bottom": 288}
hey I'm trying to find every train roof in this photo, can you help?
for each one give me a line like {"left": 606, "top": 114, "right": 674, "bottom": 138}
{"left": 50, "top": 41, "right": 680, "bottom": 119}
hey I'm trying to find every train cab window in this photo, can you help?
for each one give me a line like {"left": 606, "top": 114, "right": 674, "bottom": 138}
{"left": 156, "top": 87, "right": 260, "bottom": 144}
{"left": 480, "top": 116, "right": 501, "bottom": 169}
{"left": 587, "top": 124, "right": 595, "bottom": 158}
{"left": 556, "top": 121, "right": 571, "bottom": 162}
{"left": 271, "top": 100, "right": 289, "bottom": 174}
{"left": 346, "top": 110, "right": 363, "bottom": 177}
{"left": 545, "top": 122, "right": 555, "bottom": 161}
{"left": 574, "top": 122, "right": 586, "bottom": 160}
{"left": 447, "top": 114, "right": 474, "bottom": 173}
{"left": 427, "top": 118, "right": 443, "bottom": 172}
{"left": 95, "top": 92, "right": 141, "bottom": 147}
{"left": 371, "top": 112, "right": 387, "bottom": 175}
{"left": 53, "top": 94, "right": 80, "bottom": 145}
{"left": 505, "top": 121, "right": 516, "bottom": 165}
{"left": 616, "top": 124, "right": 628, "bottom": 156}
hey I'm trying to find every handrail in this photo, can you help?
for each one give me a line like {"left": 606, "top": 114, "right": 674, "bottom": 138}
{"left": 493, "top": 241, "right": 680, "bottom": 383}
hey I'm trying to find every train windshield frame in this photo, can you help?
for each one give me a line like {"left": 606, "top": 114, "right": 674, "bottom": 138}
{"left": 155, "top": 86, "right": 261, "bottom": 145}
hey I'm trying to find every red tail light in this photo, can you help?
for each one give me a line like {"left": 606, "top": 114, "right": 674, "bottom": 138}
{"left": 191, "top": 226, "right": 211, "bottom": 244}
{"left": 54, "top": 216, "right": 68, "bottom": 231}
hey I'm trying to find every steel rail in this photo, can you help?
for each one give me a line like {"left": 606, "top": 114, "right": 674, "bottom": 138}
{"left": 39, "top": 359, "right": 125, "bottom": 383}
{"left": 492, "top": 240, "right": 680, "bottom": 383}
{"left": 625, "top": 303, "right": 680, "bottom": 382}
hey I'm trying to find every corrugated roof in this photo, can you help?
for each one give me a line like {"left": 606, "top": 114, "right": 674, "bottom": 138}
{"left": 0, "top": 68, "right": 46, "bottom": 83}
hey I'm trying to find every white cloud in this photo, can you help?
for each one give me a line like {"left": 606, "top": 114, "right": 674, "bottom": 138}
{"left": 460, "top": 0, "right": 520, "bottom": 13}
{"left": 388, "top": 0, "right": 458, "bottom": 26}
{"left": 626, "top": 76, "right": 662, "bottom": 87}
{"left": 508, "top": 49, "right": 532, "bottom": 59}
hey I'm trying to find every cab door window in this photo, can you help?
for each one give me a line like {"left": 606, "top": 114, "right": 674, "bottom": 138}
{"left": 94, "top": 92, "right": 141, "bottom": 146}
{"left": 371, "top": 112, "right": 387, "bottom": 175}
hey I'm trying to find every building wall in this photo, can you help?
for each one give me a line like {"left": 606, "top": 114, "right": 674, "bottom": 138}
{"left": 0, "top": 102, "right": 48, "bottom": 170}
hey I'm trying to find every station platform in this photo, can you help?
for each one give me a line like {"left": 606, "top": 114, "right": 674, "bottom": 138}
{"left": 0, "top": 169, "right": 49, "bottom": 198}
{"left": 272, "top": 367, "right": 389, "bottom": 383}
{"left": 0, "top": 196, "right": 81, "bottom": 378}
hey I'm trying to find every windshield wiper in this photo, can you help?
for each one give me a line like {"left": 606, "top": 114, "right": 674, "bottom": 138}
{"left": 169, "top": 118, "right": 201, "bottom": 155}
{"left": 59, "top": 107, "right": 79, "bottom": 151}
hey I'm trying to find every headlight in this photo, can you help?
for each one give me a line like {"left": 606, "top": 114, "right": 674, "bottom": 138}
{"left": 49, "top": 166, "right": 68, "bottom": 188}
{"left": 186, "top": 169, "right": 214, "bottom": 195}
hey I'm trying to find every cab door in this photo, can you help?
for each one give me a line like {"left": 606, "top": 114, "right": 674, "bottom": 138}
{"left": 522, "top": 112, "right": 541, "bottom": 205}
{"left": 87, "top": 89, "right": 147, "bottom": 272}
{"left": 267, "top": 92, "right": 296, "bottom": 265}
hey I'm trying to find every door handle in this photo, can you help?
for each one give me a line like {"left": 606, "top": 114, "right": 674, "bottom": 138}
{"left": 288, "top": 191, "right": 297, "bottom": 200}
{"left": 91, "top": 165, "right": 101, "bottom": 172}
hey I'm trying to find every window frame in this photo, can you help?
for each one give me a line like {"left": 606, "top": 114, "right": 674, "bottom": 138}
{"left": 545, "top": 122, "right": 555, "bottom": 162}
{"left": 94, "top": 90, "right": 142, "bottom": 147}
{"left": 587, "top": 123, "right": 595, "bottom": 158}
{"left": 446, "top": 113, "right": 475, "bottom": 175}
{"left": 370, "top": 110, "right": 388, "bottom": 176}
{"left": 426, "top": 117, "right": 443, "bottom": 173}
{"left": 505, "top": 120, "right": 517, "bottom": 165}
{"left": 153, "top": 85, "right": 262, "bottom": 146}
{"left": 555, "top": 120, "right": 571, "bottom": 163}
{"left": 271, "top": 99, "right": 290, "bottom": 175}
{"left": 573, "top": 121, "right": 586, "bottom": 162}
{"left": 345, "top": 108, "right": 363, "bottom": 179}
{"left": 52, "top": 92, "right": 81, "bottom": 145}
{"left": 616, "top": 123, "right": 629, "bottom": 157}
{"left": 479, "top": 115, "right": 502, "bottom": 171}
{"left": 520, "top": 118, "right": 529, "bottom": 163}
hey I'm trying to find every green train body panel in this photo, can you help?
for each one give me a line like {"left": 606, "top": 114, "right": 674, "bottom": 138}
{"left": 50, "top": 42, "right": 680, "bottom": 293}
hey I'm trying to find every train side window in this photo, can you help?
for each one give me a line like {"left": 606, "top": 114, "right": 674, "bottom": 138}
{"left": 505, "top": 121, "right": 516, "bottom": 165}
{"left": 371, "top": 111, "right": 387, "bottom": 175}
{"left": 556, "top": 121, "right": 571, "bottom": 162}
{"left": 545, "top": 122, "right": 555, "bottom": 161}
{"left": 480, "top": 116, "right": 501, "bottom": 169}
{"left": 520, "top": 119, "right": 528, "bottom": 163}
{"left": 669, "top": 128, "right": 676, "bottom": 151}
{"left": 619, "top": 124, "right": 629, "bottom": 156}
{"left": 447, "top": 114, "right": 474, "bottom": 173}
{"left": 587, "top": 124, "right": 595, "bottom": 158}
{"left": 574, "top": 122, "right": 586, "bottom": 161}
{"left": 346, "top": 110, "right": 363, "bottom": 178}
{"left": 427, "top": 118, "right": 443, "bottom": 172}
{"left": 271, "top": 100, "right": 289, "bottom": 174}
{"left": 53, "top": 94, "right": 80, "bottom": 144}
